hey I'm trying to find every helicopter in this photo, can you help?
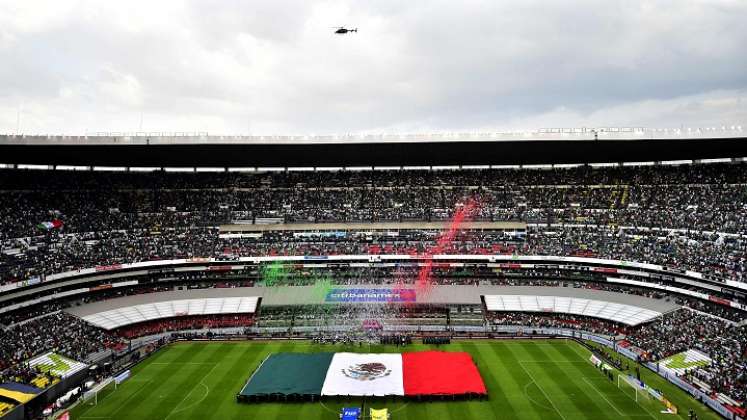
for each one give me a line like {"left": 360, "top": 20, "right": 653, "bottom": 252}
{"left": 333, "top": 27, "right": 357, "bottom": 34}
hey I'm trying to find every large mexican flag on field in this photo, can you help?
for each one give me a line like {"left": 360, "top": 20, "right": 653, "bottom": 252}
{"left": 239, "top": 351, "right": 486, "bottom": 398}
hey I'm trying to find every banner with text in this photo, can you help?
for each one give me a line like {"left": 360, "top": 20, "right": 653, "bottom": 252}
{"left": 325, "top": 288, "right": 416, "bottom": 303}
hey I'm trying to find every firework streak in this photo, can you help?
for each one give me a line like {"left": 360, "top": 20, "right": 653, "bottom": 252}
{"left": 260, "top": 261, "right": 287, "bottom": 287}
{"left": 260, "top": 261, "right": 335, "bottom": 301}
{"left": 262, "top": 199, "right": 478, "bottom": 306}
{"left": 392, "top": 199, "right": 479, "bottom": 301}
{"left": 311, "top": 276, "right": 334, "bottom": 301}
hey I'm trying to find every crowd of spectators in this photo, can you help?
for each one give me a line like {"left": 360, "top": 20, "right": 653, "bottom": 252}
{"left": 1, "top": 163, "right": 746, "bottom": 405}
{"left": 1, "top": 163, "right": 746, "bottom": 286}
{"left": 626, "top": 310, "right": 747, "bottom": 403}
{"left": 488, "top": 308, "right": 747, "bottom": 403}
{"left": 116, "top": 314, "right": 255, "bottom": 339}
{"left": 487, "top": 312, "right": 631, "bottom": 336}
{"left": 0, "top": 363, "right": 55, "bottom": 389}
{"left": 2, "top": 225, "right": 745, "bottom": 286}
{"left": 2, "top": 163, "right": 746, "bottom": 236}
{"left": 1, "top": 261, "right": 745, "bottom": 330}
{"left": 0, "top": 312, "right": 122, "bottom": 368}
{"left": 0, "top": 312, "right": 123, "bottom": 388}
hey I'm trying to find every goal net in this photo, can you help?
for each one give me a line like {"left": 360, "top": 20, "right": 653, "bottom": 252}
{"left": 82, "top": 377, "right": 114, "bottom": 406}
{"left": 617, "top": 374, "right": 650, "bottom": 403}
{"left": 618, "top": 373, "right": 678, "bottom": 414}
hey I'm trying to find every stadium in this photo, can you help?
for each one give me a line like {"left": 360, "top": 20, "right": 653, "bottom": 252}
{"left": 3, "top": 1, "right": 747, "bottom": 419}
{"left": 0, "top": 128, "right": 745, "bottom": 420}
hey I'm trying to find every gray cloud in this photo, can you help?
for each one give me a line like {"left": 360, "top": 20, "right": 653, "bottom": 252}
{"left": 0, "top": 0, "right": 745, "bottom": 135}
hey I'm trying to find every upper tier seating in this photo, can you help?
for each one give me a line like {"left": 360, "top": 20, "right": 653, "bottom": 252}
{"left": 1, "top": 163, "right": 745, "bottom": 286}
{"left": 2, "top": 225, "right": 744, "bottom": 285}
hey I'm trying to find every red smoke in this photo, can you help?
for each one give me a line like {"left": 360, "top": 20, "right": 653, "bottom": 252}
{"left": 388, "top": 197, "right": 480, "bottom": 305}
{"left": 415, "top": 198, "right": 479, "bottom": 294}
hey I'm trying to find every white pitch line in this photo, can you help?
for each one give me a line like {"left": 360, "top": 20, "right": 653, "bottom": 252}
{"left": 163, "top": 362, "right": 220, "bottom": 420}
{"left": 582, "top": 377, "right": 626, "bottom": 417}
{"left": 517, "top": 361, "right": 568, "bottom": 420}
{"left": 522, "top": 380, "right": 554, "bottom": 412}
{"left": 616, "top": 379, "right": 660, "bottom": 420}
{"left": 572, "top": 343, "right": 657, "bottom": 419}
{"left": 107, "top": 379, "right": 153, "bottom": 419}
{"left": 167, "top": 382, "right": 210, "bottom": 414}
{"left": 567, "top": 340, "right": 592, "bottom": 360}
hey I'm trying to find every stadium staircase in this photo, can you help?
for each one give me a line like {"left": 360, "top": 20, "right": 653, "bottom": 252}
{"left": 609, "top": 189, "right": 618, "bottom": 209}
{"left": 30, "top": 375, "right": 53, "bottom": 389}
{"left": 0, "top": 402, "right": 15, "bottom": 416}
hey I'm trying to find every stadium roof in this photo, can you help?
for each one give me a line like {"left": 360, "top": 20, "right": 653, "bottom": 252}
{"left": 81, "top": 296, "right": 260, "bottom": 330}
{"left": 1, "top": 127, "right": 746, "bottom": 167}
{"left": 65, "top": 285, "right": 678, "bottom": 314}
{"left": 483, "top": 294, "right": 662, "bottom": 326}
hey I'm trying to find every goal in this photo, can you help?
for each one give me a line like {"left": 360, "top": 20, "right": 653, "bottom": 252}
{"left": 82, "top": 377, "right": 114, "bottom": 406}
{"left": 617, "top": 374, "right": 650, "bottom": 403}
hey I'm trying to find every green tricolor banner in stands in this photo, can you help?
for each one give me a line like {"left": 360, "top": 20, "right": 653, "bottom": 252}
{"left": 29, "top": 352, "right": 87, "bottom": 379}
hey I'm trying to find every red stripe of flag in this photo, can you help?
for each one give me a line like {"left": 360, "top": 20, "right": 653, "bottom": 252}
{"left": 402, "top": 351, "right": 487, "bottom": 396}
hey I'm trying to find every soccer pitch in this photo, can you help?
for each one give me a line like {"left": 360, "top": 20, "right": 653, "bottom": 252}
{"left": 71, "top": 340, "right": 720, "bottom": 420}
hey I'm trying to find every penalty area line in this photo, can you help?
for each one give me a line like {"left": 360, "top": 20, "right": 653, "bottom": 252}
{"left": 106, "top": 379, "right": 153, "bottom": 419}
{"left": 517, "top": 361, "right": 568, "bottom": 420}
{"left": 522, "top": 380, "right": 554, "bottom": 412}
{"left": 163, "top": 362, "right": 220, "bottom": 419}
{"left": 581, "top": 377, "right": 626, "bottom": 417}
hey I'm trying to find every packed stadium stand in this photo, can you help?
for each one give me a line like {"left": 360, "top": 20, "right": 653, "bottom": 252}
{"left": 1, "top": 131, "right": 746, "bottom": 418}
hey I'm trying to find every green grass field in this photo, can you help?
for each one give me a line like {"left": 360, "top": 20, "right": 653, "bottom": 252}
{"left": 70, "top": 340, "right": 721, "bottom": 420}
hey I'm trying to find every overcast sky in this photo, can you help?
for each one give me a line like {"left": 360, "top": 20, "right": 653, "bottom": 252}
{"left": 1, "top": 0, "right": 746, "bottom": 135}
